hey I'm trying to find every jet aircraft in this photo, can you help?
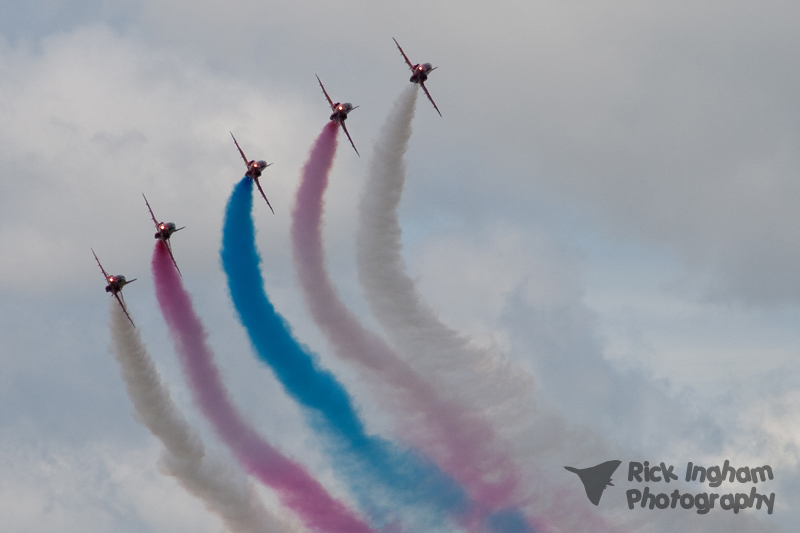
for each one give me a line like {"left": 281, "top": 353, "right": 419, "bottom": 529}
{"left": 393, "top": 38, "right": 442, "bottom": 117}
{"left": 230, "top": 132, "right": 274, "bottom": 213}
{"left": 143, "top": 194, "right": 185, "bottom": 275}
{"left": 315, "top": 75, "right": 360, "bottom": 156}
{"left": 92, "top": 249, "right": 136, "bottom": 327}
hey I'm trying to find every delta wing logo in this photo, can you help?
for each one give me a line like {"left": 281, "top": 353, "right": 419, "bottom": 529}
{"left": 564, "top": 460, "right": 622, "bottom": 506}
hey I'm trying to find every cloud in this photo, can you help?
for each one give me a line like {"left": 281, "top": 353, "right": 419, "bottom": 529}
{"left": 0, "top": 24, "right": 312, "bottom": 293}
{"left": 2, "top": 3, "right": 800, "bottom": 531}
{"left": 0, "top": 438, "right": 227, "bottom": 533}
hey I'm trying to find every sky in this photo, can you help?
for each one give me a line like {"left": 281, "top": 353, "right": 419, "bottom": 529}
{"left": 1, "top": 0, "right": 799, "bottom": 531}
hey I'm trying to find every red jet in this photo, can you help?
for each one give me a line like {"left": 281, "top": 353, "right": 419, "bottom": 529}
{"left": 92, "top": 249, "right": 136, "bottom": 327}
{"left": 316, "top": 75, "right": 360, "bottom": 157}
{"left": 143, "top": 194, "right": 185, "bottom": 275}
{"left": 230, "top": 132, "right": 274, "bottom": 213}
{"left": 393, "top": 38, "right": 442, "bottom": 117}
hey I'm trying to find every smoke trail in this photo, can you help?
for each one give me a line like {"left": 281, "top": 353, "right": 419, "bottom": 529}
{"left": 221, "top": 176, "right": 475, "bottom": 531}
{"left": 354, "top": 87, "right": 628, "bottom": 532}
{"left": 151, "top": 242, "right": 375, "bottom": 533}
{"left": 108, "top": 300, "right": 301, "bottom": 533}
{"left": 291, "top": 113, "right": 534, "bottom": 530}
{"left": 351, "top": 70, "right": 784, "bottom": 533}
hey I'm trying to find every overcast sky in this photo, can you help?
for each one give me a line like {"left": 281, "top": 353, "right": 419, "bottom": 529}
{"left": 1, "top": 1, "right": 799, "bottom": 531}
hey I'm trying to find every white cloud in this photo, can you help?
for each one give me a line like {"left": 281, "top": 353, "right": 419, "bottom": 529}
{"left": 0, "top": 24, "right": 318, "bottom": 293}
{"left": 2, "top": 2, "right": 800, "bottom": 531}
{"left": 0, "top": 439, "right": 223, "bottom": 533}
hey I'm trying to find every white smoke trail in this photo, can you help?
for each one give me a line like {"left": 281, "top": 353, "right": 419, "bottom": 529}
{"left": 354, "top": 88, "right": 782, "bottom": 533}
{"left": 355, "top": 85, "right": 592, "bottom": 462}
{"left": 109, "top": 301, "right": 304, "bottom": 533}
{"left": 354, "top": 85, "right": 612, "bottom": 531}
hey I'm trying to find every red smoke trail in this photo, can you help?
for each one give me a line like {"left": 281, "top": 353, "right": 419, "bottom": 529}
{"left": 290, "top": 120, "right": 527, "bottom": 522}
{"left": 151, "top": 241, "right": 375, "bottom": 533}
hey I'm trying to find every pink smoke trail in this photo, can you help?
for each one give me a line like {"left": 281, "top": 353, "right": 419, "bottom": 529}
{"left": 291, "top": 121, "right": 529, "bottom": 524}
{"left": 151, "top": 241, "right": 375, "bottom": 533}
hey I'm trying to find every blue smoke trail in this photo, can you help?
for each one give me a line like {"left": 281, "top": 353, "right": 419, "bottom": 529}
{"left": 221, "top": 177, "right": 472, "bottom": 530}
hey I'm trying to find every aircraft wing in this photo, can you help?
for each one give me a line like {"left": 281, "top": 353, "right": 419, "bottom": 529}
{"left": 230, "top": 132, "right": 250, "bottom": 167}
{"left": 316, "top": 75, "right": 335, "bottom": 109}
{"left": 254, "top": 177, "right": 275, "bottom": 214}
{"left": 339, "top": 121, "right": 360, "bottom": 157}
{"left": 419, "top": 81, "right": 442, "bottom": 117}
{"left": 392, "top": 38, "right": 414, "bottom": 70}
{"left": 142, "top": 194, "right": 159, "bottom": 229}
{"left": 114, "top": 291, "right": 136, "bottom": 327}
{"left": 163, "top": 240, "right": 182, "bottom": 276}
{"left": 92, "top": 248, "right": 111, "bottom": 282}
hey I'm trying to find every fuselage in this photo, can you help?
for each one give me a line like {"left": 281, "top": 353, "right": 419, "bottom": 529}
{"left": 105, "top": 275, "right": 131, "bottom": 294}
{"left": 155, "top": 222, "right": 178, "bottom": 241}
{"left": 410, "top": 63, "right": 434, "bottom": 83}
{"left": 246, "top": 160, "right": 268, "bottom": 179}
{"left": 330, "top": 103, "right": 353, "bottom": 123}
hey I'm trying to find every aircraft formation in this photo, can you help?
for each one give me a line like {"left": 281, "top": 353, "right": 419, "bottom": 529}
{"left": 86, "top": 37, "right": 607, "bottom": 533}
{"left": 92, "top": 38, "right": 440, "bottom": 321}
